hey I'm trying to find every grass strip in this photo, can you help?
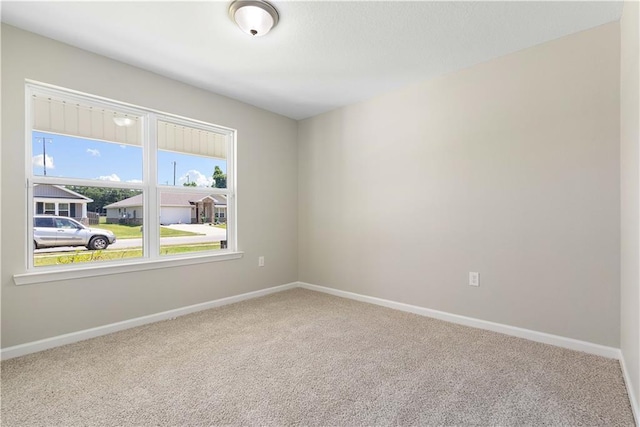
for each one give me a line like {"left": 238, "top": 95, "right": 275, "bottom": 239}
{"left": 34, "top": 242, "right": 222, "bottom": 267}
{"left": 95, "top": 223, "right": 204, "bottom": 239}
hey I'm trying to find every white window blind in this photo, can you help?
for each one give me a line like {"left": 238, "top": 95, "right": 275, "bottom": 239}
{"left": 157, "top": 120, "right": 227, "bottom": 159}
{"left": 32, "top": 94, "right": 141, "bottom": 146}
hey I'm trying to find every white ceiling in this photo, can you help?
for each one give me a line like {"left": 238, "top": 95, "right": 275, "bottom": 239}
{"left": 1, "top": 1, "right": 623, "bottom": 120}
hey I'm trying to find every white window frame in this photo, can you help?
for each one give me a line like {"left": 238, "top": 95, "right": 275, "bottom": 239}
{"left": 44, "top": 202, "right": 55, "bottom": 215}
{"left": 15, "top": 81, "right": 241, "bottom": 285}
{"left": 57, "top": 203, "right": 70, "bottom": 217}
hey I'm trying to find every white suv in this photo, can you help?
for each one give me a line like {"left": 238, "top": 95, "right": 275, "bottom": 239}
{"left": 34, "top": 215, "right": 116, "bottom": 250}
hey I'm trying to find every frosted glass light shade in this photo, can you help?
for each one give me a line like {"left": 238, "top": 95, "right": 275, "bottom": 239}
{"left": 113, "top": 117, "right": 135, "bottom": 127}
{"left": 229, "top": 1, "right": 279, "bottom": 37}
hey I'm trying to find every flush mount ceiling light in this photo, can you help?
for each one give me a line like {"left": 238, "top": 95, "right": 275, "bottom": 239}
{"left": 229, "top": 0, "right": 279, "bottom": 37}
{"left": 113, "top": 116, "right": 135, "bottom": 127}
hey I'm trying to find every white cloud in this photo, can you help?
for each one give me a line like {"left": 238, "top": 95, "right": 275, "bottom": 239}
{"left": 86, "top": 148, "right": 101, "bottom": 157}
{"left": 97, "top": 174, "right": 121, "bottom": 182}
{"left": 120, "top": 145, "right": 127, "bottom": 149}
{"left": 179, "top": 170, "right": 213, "bottom": 187}
{"left": 32, "top": 154, "right": 55, "bottom": 169}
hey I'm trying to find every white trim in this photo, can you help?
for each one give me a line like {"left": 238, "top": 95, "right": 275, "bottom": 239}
{"left": 620, "top": 350, "right": 640, "bottom": 425}
{"left": 146, "top": 113, "right": 158, "bottom": 258}
{"left": 26, "top": 88, "right": 35, "bottom": 271}
{"left": 1, "top": 281, "right": 297, "bottom": 360}
{"left": 14, "top": 251, "right": 244, "bottom": 285}
{"left": 2, "top": 280, "right": 626, "bottom": 369}
{"left": 297, "top": 282, "right": 621, "bottom": 359}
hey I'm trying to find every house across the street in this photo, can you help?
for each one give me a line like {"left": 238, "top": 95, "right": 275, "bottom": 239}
{"left": 104, "top": 191, "right": 227, "bottom": 225}
{"left": 33, "top": 184, "right": 93, "bottom": 224}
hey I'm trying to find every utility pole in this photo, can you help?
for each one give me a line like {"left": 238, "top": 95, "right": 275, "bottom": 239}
{"left": 36, "top": 137, "right": 53, "bottom": 176}
{"left": 172, "top": 161, "right": 177, "bottom": 186}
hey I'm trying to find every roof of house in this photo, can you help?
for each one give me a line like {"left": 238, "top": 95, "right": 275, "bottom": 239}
{"left": 105, "top": 194, "right": 143, "bottom": 208}
{"left": 105, "top": 192, "right": 226, "bottom": 209}
{"left": 33, "top": 184, "right": 93, "bottom": 202}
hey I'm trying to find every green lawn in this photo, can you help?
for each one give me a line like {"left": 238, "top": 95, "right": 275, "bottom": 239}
{"left": 160, "top": 243, "right": 221, "bottom": 255}
{"left": 34, "top": 242, "right": 222, "bottom": 267}
{"left": 96, "top": 220, "right": 203, "bottom": 239}
{"left": 213, "top": 223, "right": 227, "bottom": 229}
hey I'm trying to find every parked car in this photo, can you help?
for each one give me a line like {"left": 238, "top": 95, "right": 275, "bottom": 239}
{"left": 34, "top": 215, "right": 116, "bottom": 250}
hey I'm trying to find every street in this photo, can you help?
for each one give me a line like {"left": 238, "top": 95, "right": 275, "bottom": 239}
{"left": 34, "top": 224, "right": 227, "bottom": 254}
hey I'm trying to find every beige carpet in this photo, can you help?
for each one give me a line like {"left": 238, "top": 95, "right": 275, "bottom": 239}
{"left": 1, "top": 288, "right": 635, "bottom": 426}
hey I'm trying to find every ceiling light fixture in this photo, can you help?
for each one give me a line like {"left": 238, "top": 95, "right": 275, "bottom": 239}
{"left": 113, "top": 116, "right": 135, "bottom": 127}
{"left": 229, "top": 0, "right": 279, "bottom": 37}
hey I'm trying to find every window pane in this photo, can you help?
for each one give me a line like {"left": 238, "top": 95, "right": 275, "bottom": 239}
{"left": 33, "top": 185, "right": 144, "bottom": 267}
{"left": 157, "top": 150, "right": 227, "bottom": 188}
{"left": 158, "top": 190, "right": 228, "bottom": 256}
{"left": 32, "top": 131, "right": 143, "bottom": 183}
{"left": 156, "top": 120, "right": 227, "bottom": 188}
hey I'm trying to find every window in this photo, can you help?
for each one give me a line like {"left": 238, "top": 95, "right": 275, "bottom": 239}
{"left": 34, "top": 217, "right": 54, "bottom": 228}
{"left": 55, "top": 218, "right": 79, "bottom": 229}
{"left": 26, "top": 83, "right": 236, "bottom": 272}
{"left": 58, "top": 203, "right": 69, "bottom": 217}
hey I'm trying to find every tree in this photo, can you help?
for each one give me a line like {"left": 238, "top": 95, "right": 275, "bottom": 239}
{"left": 212, "top": 166, "right": 227, "bottom": 188}
{"left": 68, "top": 186, "right": 142, "bottom": 214}
{"left": 183, "top": 182, "right": 197, "bottom": 187}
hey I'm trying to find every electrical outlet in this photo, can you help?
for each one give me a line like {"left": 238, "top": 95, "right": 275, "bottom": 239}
{"left": 258, "top": 256, "right": 265, "bottom": 267}
{"left": 469, "top": 272, "right": 479, "bottom": 287}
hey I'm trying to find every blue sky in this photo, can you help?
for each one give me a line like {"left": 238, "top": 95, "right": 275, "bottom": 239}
{"left": 32, "top": 131, "right": 226, "bottom": 187}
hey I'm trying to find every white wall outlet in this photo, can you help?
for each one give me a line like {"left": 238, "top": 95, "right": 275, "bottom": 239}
{"left": 258, "top": 256, "right": 265, "bottom": 267}
{"left": 469, "top": 272, "right": 479, "bottom": 287}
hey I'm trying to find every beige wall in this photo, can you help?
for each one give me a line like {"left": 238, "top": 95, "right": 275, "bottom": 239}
{"left": 620, "top": 0, "right": 640, "bottom": 411}
{"left": 299, "top": 23, "right": 621, "bottom": 347}
{"left": 1, "top": 25, "right": 299, "bottom": 348}
{"left": 0, "top": 17, "right": 629, "bottom": 358}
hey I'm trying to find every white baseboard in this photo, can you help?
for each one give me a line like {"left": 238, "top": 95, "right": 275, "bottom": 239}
{"left": 1, "top": 282, "right": 298, "bottom": 360}
{"left": 620, "top": 351, "right": 640, "bottom": 425}
{"left": 1, "top": 280, "right": 623, "bottom": 364}
{"left": 297, "top": 282, "right": 621, "bottom": 360}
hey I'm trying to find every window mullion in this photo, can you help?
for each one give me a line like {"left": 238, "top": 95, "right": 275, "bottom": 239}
{"left": 228, "top": 133, "right": 237, "bottom": 252}
{"left": 146, "top": 114, "right": 159, "bottom": 260}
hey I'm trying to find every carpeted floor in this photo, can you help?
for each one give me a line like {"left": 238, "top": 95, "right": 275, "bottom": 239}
{"left": 1, "top": 288, "right": 635, "bottom": 426}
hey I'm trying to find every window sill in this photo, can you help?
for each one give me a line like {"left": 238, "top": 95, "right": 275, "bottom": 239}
{"left": 13, "top": 251, "right": 244, "bottom": 286}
